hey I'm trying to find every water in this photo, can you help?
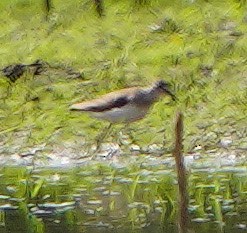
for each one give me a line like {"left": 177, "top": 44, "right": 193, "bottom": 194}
{"left": 0, "top": 157, "right": 246, "bottom": 233}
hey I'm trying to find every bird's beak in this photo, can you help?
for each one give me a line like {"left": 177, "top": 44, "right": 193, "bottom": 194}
{"left": 165, "top": 87, "right": 176, "bottom": 101}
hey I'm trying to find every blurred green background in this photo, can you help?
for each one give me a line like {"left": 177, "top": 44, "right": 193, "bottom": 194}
{"left": 0, "top": 0, "right": 246, "bottom": 153}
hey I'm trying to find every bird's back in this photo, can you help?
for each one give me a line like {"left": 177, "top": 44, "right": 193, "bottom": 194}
{"left": 69, "top": 87, "right": 141, "bottom": 112}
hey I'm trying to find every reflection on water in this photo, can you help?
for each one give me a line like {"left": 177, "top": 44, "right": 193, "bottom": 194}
{"left": 0, "top": 160, "right": 246, "bottom": 233}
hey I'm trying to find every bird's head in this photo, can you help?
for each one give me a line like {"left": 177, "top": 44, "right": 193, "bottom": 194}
{"left": 155, "top": 80, "right": 176, "bottom": 101}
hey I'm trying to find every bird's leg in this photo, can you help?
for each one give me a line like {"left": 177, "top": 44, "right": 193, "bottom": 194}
{"left": 82, "top": 123, "right": 113, "bottom": 160}
{"left": 116, "top": 123, "right": 134, "bottom": 147}
{"left": 95, "top": 123, "right": 113, "bottom": 151}
{"left": 126, "top": 125, "right": 138, "bottom": 145}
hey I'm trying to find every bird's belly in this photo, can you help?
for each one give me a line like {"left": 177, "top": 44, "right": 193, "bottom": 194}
{"left": 91, "top": 105, "right": 149, "bottom": 123}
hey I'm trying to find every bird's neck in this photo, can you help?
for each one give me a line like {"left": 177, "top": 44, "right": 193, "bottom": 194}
{"left": 134, "top": 87, "right": 161, "bottom": 106}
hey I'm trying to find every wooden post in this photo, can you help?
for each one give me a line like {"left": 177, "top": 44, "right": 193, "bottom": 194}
{"left": 94, "top": 0, "right": 104, "bottom": 17}
{"left": 173, "top": 112, "right": 189, "bottom": 233}
{"left": 45, "top": 0, "right": 52, "bottom": 13}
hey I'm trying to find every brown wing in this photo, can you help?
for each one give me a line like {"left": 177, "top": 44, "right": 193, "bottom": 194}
{"left": 69, "top": 87, "right": 140, "bottom": 112}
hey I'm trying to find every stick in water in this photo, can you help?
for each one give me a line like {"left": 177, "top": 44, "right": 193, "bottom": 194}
{"left": 173, "top": 112, "right": 189, "bottom": 233}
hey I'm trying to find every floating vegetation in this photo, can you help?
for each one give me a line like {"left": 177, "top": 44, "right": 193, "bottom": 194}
{"left": 0, "top": 164, "right": 246, "bottom": 232}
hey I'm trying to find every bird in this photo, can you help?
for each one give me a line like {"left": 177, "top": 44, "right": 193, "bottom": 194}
{"left": 69, "top": 80, "right": 175, "bottom": 155}
{"left": 69, "top": 80, "right": 176, "bottom": 123}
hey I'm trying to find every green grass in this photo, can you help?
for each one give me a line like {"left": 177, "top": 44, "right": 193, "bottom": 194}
{"left": 0, "top": 0, "right": 246, "bottom": 152}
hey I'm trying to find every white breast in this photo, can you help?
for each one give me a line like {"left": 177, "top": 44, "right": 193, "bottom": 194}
{"left": 90, "top": 104, "right": 150, "bottom": 123}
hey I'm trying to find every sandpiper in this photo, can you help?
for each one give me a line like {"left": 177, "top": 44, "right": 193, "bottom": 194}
{"left": 69, "top": 80, "right": 175, "bottom": 123}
